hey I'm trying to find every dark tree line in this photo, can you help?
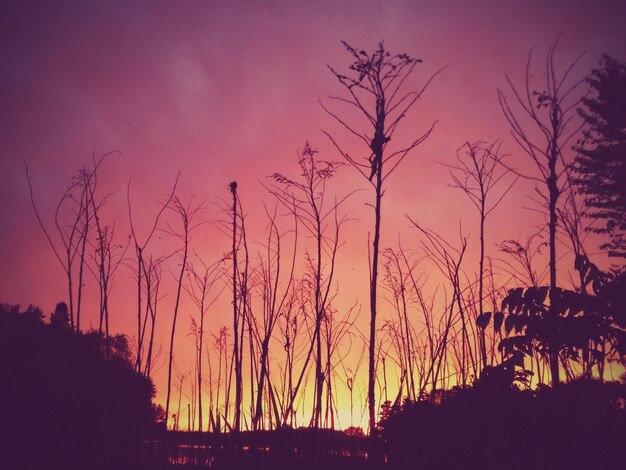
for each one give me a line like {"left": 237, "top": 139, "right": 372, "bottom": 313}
{"left": 0, "top": 303, "right": 161, "bottom": 470}
{"left": 379, "top": 376, "right": 626, "bottom": 470}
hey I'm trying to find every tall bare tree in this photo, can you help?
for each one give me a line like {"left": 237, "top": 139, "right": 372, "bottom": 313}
{"left": 322, "top": 41, "right": 441, "bottom": 433}
{"left": 186, "top": 255, "right": 226, "bottom": 431}
{"left": 228, "top": 181, "right": 244, "bottom": 431}
{"left": 26, "top": 152, "right": 117, "bottom": 332}
{"left": 250, "top": 204, "right": 297, "bottom": 430}
{"left": 85, "top": 155, "right": 128, "bottom": 347}
{"left": 164, "top": 196, "right": 201, "bottom": 428}
{"left": 408, "top": 220, "right": 471, "bottom": 390}
{"left": 268, "top": 142, "right": 346, "bottom": 428}
{"left": 498, "top": 38, "right": 587, "bottom": 386}
{"left": 127, "top": 173, "right": 179, "bottom": 374}
{"left": 212, "top": 325, "right": 229, "bottom": 432}
{"left": 140, "top": 256, "right": 163, "bottom": 378}
{"left": 445, "top": 141, "right": 516, "bottom": 371}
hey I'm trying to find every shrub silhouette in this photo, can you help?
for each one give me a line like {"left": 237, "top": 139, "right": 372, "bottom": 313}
{"left": 379, "top": 375, "right": 626, "bottom": 470}
{"left": 0, "top": 303, "right": 159, "bottom": 470}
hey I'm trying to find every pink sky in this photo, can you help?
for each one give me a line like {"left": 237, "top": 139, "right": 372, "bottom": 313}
{"left": 2, "top": 0, "right": 625, "bottom": 428}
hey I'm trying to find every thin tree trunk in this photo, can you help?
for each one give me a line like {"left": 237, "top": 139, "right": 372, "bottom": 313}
{"left": 479, "top": 201, "right": 487, "bottom": 371}
{"left": 548, "top": 129, "right": 560, "bottom": 387}
{"left": 369, "top": 156, "right": 382, "bottom": 434}
{"left": 165, "top": 210, "right": 189, "bottom": 426}
{"left": 230, "top": 181, "right": 242, "bottom": 431}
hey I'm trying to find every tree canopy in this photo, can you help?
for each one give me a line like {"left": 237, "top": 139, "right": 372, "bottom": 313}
{"left": 574, "top": 55, "right": 626, "bottom": 259}
{"left": 0, "top": 303, "right": 161, "bottom": 470}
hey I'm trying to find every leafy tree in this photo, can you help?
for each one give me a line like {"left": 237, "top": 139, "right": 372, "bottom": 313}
{"left": 478, "top": 255, "right": 626, "bottom": 380}
{"left": 379, "top": 377, "right": 626, "bottom": 470}
{"left": 0, "top": 303, "right": 158, "bottom": 470}
{"left": 574, "top": 55, "right": 626, "bottom": 259}
{"left": 50, "top": 301, "right": 70, "bottom": 329}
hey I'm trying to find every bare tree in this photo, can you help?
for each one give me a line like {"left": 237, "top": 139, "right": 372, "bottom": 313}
{"left": 498, "top": 38, "right": 587, "bottom": 386}
{"left": 340, "top": 342, "right": 365, "bottom": 429}
{"left": 141, "top": 256, "right": 163, "bottom": 378}
{"left": 127, "top": 174, "right": 179, "bottom": 375}
{"left": 408, "top": 219, "right": 470, "bottom": 390}
{"left": 322, "top": 41, "right": 441, "bottom": 433}
{"left": 84, "top": 155, "right": 129, "bottom": 346}
{"left": 163, "top": 196, "right": 202, "bottom": 428}
{"left": 210, "top": 184, "right": 250, "bottom": 432}
{"left": 228, "top": 181, "right": 244, "bottom": 431}
{"left": 26, "top": 152, "right": 117, "bottom": 332}
{"left": 382, "top": 247, "right": 419, "bottom": 401}
{"left": 267, "top": 142, "right": 347, "bottom": 428}
{"left": 250, "top": 204, "right": 297, "bottom": 430}
{"left": 276, "top": 279, "right": 304, "bottom": 427}
{"left": 212, "top": 325, "right": 229, "bottom": 432}
{"left": 186, "top": 254, "right": 226, "bottom": 431}
{"left": 393, "top": 248, "right": 440, "bottom": 395}
{"left": 444, "top": 141, "right": 516, "bottom": 371}
{"left": 320, "top": 301, "right": 359, "bottom": 428}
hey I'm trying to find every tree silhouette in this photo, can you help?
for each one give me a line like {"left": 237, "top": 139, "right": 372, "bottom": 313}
{"left": 268, "top": 142, "right": 347, "bottom": 428}
{"left": 164, "top": 196, "right": 200, "bottom": 428}
{"left": 479, "top": 254, "right": 626, "bottom": 383}
{"left": 87, "top": 162, "right": 129, "bottom": 346}
{"left": 445, "top": 141, "right": 516, "bottom": 371}
{"left": 408, "top": 220, "right": 471, "bottom": 389}
{"left": 50, "top": 301, "right": 70, "bottom": 329}
{"left": 26, "top": 152, "right": 118, "bottom": 332}
{"left": 249, "top": 204, "right": 297, "bottom": 430}
{"left": 0, "top": 304, "right": 158, "bottom": 470}
{"left": 323, "top": 40, "right": 441, "bottom": 434}
{"left": 498, "top": 38, "right": 587, "bottom": 386}
{"left": 379, "top": 376, "right": 626, "bottom": 470}
{"left": 127, "top": 173, "right": 179, "bottom": 376}
{"left": 186, "top": 255, "right": 226, "bottom": 432}
{"left": 574, "top": 55, "right": 626, "bottom": 259}
{"left": 229, "top": 180, "right": 244, "bottom": 432}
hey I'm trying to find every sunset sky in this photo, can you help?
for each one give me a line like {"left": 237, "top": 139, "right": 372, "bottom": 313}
{"left": 2, "top": 0, "right": 625, "bottom": 429}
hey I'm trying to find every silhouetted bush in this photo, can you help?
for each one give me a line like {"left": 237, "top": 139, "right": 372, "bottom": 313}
{"left": 0, "top": 303, "right": 159, "bottom": 470}
{"left": 379, "top": 375, "right": 626, "bottom": 470}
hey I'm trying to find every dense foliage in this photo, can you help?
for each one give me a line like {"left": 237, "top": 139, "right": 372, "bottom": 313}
{"left": 378, "top": 377, "right": 626, "bottom": 470}
{"left": 377, "top": 255, "right": 626, "bottom": 470}
{"left": 0, "top": 303, "right": 160, "bottom": 470}
{"left": 574, "top": 55, "right": 626, "bottom": 258}
{"left": 476, "top": 255, "right": 626, "bottom": 380}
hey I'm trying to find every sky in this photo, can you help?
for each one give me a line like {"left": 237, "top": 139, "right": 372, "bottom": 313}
{"left": 1, "top": 0, "right": 625, "bottom": 429}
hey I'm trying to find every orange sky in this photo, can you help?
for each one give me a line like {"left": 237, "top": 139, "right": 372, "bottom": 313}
{"left": 1, "top": 0, "right": 625, "bottom": 430}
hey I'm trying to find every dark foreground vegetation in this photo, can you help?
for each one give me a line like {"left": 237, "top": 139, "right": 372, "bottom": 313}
{"left": 379, "top": 374, "right": 626, "bottom": 470}
{"left": 2, "top": 301, "right": 624, "bottom": 469}
{"left": 0, "top": 303, "right": 162, "bottom": 470}
{"left": 141, "top": 380, "right": 626, "bottom": 470}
